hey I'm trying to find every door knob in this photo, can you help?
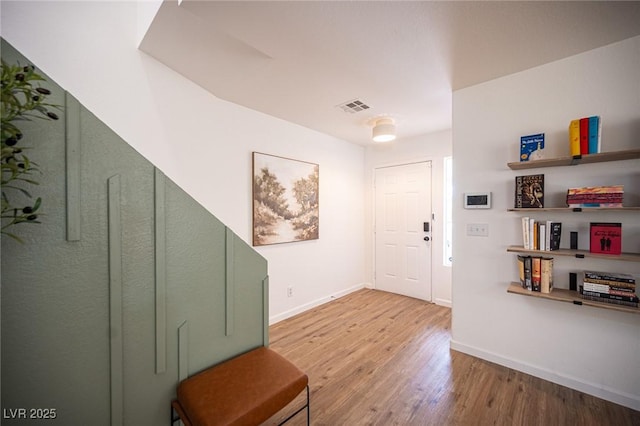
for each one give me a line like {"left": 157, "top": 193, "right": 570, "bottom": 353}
{"left": 423, "top": 236, "right": 430, "bottom": 241}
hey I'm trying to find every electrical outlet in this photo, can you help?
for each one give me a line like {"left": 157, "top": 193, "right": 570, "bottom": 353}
{"left": 466, "top": 223, "right": 489, "bottom": 237}
{"left": 287, "top": 286, "right": 293, "bottom": 297}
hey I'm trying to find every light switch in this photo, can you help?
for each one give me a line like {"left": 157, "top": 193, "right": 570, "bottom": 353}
{"left": 466, "top": 223, "right": 489, "bottom": 237}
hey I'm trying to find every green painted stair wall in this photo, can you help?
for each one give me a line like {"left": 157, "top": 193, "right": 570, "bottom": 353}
{"left": 1, "top": 39, "right": 268, "bottom": 426}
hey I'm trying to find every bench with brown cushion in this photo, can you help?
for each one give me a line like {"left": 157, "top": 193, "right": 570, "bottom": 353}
{"left": 171, "top": 346, "right": 309, "bottom": 426}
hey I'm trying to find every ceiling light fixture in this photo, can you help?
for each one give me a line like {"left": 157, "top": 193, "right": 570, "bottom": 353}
{"left": 372, "top": 117, "right": 396, "bottom": 142}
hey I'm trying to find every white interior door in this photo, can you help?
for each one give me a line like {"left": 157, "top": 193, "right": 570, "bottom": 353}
{"left": 374, "top": 162, "right": 432, "bottom": 301}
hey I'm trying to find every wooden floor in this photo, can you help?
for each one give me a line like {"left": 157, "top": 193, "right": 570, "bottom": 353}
{"left": 265, "top": 289, "right": 640, "bottom": 426}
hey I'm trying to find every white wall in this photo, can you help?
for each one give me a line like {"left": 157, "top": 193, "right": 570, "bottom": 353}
{"left": 452, "top": 36, "right": 640, "bottom": 410}
{"left": 0, "top": 0, "right": 367, "bottom": 323}
{"left": 365, "top": 131, "right": 453, "bottom": 306}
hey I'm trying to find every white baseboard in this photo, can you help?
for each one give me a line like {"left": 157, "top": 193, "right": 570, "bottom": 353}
{"left": 450, "top": 339, "right": 640, "bottom": 411}
{"left": 434, "top": 298, "right": 451, "bottom": 308}
{"left": 269, "top": 283, "right": 366, "bottom": 325}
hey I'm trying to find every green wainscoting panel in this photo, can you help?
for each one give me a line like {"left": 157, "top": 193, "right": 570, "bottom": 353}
{"left": 263, "top": 276, "right": 270, "bottom": 346}
{"left": 225, "top": 226, "right": 235, "bottom": 337}
{"left": 178, "top": 320, "right": 189, "bottom": 382}
{"left": 154, "top": 168, "right": 168, "bottom": 375}
{"left": 108, "top": 174, "right": 124, "bottom": 426}
{"left": 1, "top": 39, "right": 269, "bottom": 426}
{"left": 65, "top": 92, "right": 82, "bottom": 241}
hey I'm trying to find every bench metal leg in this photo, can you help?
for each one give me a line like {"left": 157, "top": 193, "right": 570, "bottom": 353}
{"left": 277, "top": 385, "right": 310, "bottom": 426}
{"left": 171, "top": 404, "right": 178, "bottom": 425}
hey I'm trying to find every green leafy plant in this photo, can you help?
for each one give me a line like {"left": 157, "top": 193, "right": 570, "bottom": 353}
{"left": 1, "top": 60, "right": 60, "bottom": 242}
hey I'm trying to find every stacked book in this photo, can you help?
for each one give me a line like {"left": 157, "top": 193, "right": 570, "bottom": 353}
{"left": 580, "top": 270, "right": 638, "bottom": 308}
{"left": 566, "top": 185, "right": 623, "bottom": 208}
{"left": 517, "top": 255, "right": 554, "bottom": 293}
{"left": 569, "top": 115, "right": 601, "bottom": 155}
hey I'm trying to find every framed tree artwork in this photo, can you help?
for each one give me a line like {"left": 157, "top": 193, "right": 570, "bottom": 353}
{"left": 252, "top": 152, "right": 319, "bottom": 246}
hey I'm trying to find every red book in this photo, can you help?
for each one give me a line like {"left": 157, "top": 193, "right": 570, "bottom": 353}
{"left": 579, "top": 118, "right": 589, "bottom": 155}
{"left": 590, "top": 222, "right": 622, "bottom": 255}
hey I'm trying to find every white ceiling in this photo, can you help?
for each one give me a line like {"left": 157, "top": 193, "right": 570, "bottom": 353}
{"left": 139, "top": 1, "right": 640, "bottom": 146}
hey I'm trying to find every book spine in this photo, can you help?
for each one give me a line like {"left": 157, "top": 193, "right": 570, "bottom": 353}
{"left": 532, "top": 256, "right": 541, "bottom": 292}
{"left": 539, "top": 223, "right": 546, "bottom": 251}
{"left": 567, "top": 203, "right": 624, "bottom": 208}
{"left": 569, "top": 119, "right": 580, "bottom": 156}
{"left": 550, "top": 222, "right": 561, "bottom": 251}
{"left": 583, "top": 271, "right": 635, "bottom": 283}
{"left": 517, "top": 255, "right": 526, "bottom": 288}
{"left": 528, "top": 218, "right": 535, "bottom": 250}
{"left": 580, "top": 293, "right": 639, "bottom": 308}
{"left": 588, "top": 116, "right": 600, "bottom": 154}
{"left": 567, "top": 194, "right": 624, "bottom": 201}
{"left": 522, "top": 217, "right": 530, "bottom": 251}
{"left": 545, "top": 220, "right": 552, "bottom": 252}
{"left": 579, "top": 117, "right": 589, "bottom": 155}
{"left": 582, "top": 282, "right": 636, "bottom": 296}
{"left": 583, "top": 277, "right": 636, "bottom": 290}
{"left": 567, "top": 185, "right": 624, "bottom": 194}
{"left": 524, "top": 256, "right": 532, "bottom": 291}
{"left": 581, "top": 289, "right": 639, "bottom": 303}
{"left": 541, "top": 257, "right": 553, "bottom": 294}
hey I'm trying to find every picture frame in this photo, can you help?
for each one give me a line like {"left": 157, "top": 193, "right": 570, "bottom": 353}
{"left": 252, "top": 152, "right": 319, "bottom": 246}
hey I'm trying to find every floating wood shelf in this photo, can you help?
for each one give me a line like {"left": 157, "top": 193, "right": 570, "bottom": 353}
{"left": 507, "top": 149, "right": 640, "bottom": 170}
{"left": 507, "top": 283, "right": 639, "bottom": 315}
{"left": 506, "top": 246, "right": 640, "bottom": 263}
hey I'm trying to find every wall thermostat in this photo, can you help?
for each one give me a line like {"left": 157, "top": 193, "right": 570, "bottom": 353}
{"left": 464, "top": 192, "right": 492, "bottom": 209}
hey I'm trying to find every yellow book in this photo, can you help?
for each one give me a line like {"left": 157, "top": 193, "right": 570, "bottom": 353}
{"left": 569, "top": 119, "right": 580, "bottom": 156}
{"left": 541, "top": 258, "right": 554, "bottom": 294}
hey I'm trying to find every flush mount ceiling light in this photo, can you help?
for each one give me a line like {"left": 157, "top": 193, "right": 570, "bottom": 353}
{"left": 372, "top": 117, "right": 396, "bottom": 142}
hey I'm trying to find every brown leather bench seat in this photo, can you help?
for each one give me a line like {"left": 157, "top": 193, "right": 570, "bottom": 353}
{"left": 171, "top": 346, "right": 309, "bottom": 426}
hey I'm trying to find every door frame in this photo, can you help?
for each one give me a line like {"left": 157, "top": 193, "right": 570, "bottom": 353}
{"left": 371, "top": 158, "right": 434, "bottom": 300}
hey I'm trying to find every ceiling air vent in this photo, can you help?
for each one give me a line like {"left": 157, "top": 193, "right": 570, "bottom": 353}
{"left": 336, "top": 99, "right": 371, "bottom": 114}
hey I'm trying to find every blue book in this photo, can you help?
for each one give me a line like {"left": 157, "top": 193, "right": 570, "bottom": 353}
{"left": 520, "top": 133, "right": 545, "bottom": 161}
{"left": 588, "top": 116, "right": 600, "bottom": 154}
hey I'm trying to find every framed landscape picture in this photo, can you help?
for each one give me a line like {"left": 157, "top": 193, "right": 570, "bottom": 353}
{"left": 252, "top": 152, "right": 319, "bottom": 246}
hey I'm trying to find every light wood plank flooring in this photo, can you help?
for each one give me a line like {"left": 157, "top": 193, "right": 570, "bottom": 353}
{"left": 265, "top": 288, "right": 640, "bottom": 425}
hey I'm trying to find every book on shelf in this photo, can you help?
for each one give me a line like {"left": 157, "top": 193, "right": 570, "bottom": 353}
{"left": 588, "top": 116, "right": 601, "bottom": 154}
{"left": 582, "top": 270, "right": 637, "bottom": 307}
{"left": 515, "top": 174, "right": 544, "bottom": 208}
{"left": 517, "top": 255, "right": 526, "bottom": 288}
{"left": 569, "top": 116, "right": 601, "bottom": 156}
{"left": 549, "top": 222, "right": 561, "bottom": 250}
{"left": 584, "top": 270, "right": 635, "bottom": 284}
{"left": 531, "top": 256, "right": 542, "bottom": 292}
{"left": 523, "top": 256, "right": 532, "bottom": 291}
{"left": 580, "top": 288, "right": 639, "bottom": 308}
{"left": 582, "top": 282, "right": 635, "bottom": 297}
{"left": 583, "top": 279, "right": 636, "bottom": 290}
{"left": 520, "top": 133, "right": 545, "bottom": 162}
{"left": 520, "top": 217, "right": 560, "bottom": 251}
{"left": 516, "top": 255, "right": 554, "bottom": 293}
{"left": 521, "top": 217, "right": 530, "bottom": 250}
{"left": 579, "top": 118, "right": 589, "bottom": 155}
{"left": 566, "top": 185, "right": 623, "bottom": 207}
{"left": 569, "top": 119, "right": 580, "bottom": 156}
{"left": 589, "top": 222, "right": 622, "bottom": 255}
{"left": 540, "top": 257, "right": 554, "bottom": 294}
